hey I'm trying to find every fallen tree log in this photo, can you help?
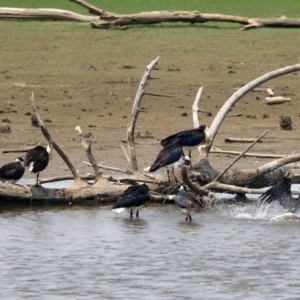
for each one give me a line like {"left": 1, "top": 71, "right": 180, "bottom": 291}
{"left": 1, "top": 3, "right": 300, "bottom": 30}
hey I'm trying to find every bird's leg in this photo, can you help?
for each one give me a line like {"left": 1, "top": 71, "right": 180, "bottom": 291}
{"left": 172, "top": 167, "right": 178, "bottom": 183}
{"left": 185, "top": 215, "right": 188, "bottom": 221}
{"left": 188, "top": 150, "right": 191, "bottom": 159}
{"left": 35, "top": 172, "right": 40, "bottom": 187}
{"left": 188, "top": 214, "right": 192, "bottom": 222}
{"left": 130, "top": 209, "right": 133, "bottom": 218}
{"left": 136, "top": 210, "right": 139, "bottom": 218}
{"left": 167, "top": 169, "right": 171, "bottom": 183}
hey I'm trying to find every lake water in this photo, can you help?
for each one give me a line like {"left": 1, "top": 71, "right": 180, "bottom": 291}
{"left": 1, "top": 195, "right": 300, "bottom": 300}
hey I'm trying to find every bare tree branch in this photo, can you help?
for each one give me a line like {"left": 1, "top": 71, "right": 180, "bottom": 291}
{"left": 75, "top": 126, "right": 102, "bottom": 179}
{"left": 210, "top": 148, "right": 285, "bottom": 158}
{"left": 192, "top": 87, "right": 203, "bottom": 128}
{"left": 209, "top": 63, "right": 300, "bottom": 143}
{"left": 0, "top": 7, "right": 99, "bottom": 22}
{"left": 82, "top": 160, "right": 132, "bottom": 175}
{"left": 212, "top": 131, "right": 268, "bottom": 182}
{"left": 127, "top": 56, "right": 159, "bottom": 174}
{"left": 30, "top": 92, "right": 80, "bottom": 181}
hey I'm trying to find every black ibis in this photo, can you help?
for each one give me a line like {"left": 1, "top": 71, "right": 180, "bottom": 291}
{"left": 175, "top": 186, "right": 205, "bottom": 221}
{"left": 149, "top": 143, "right": 190, "bottom": 182}
{"left": 0, "top": 157, "right": 25, "bottom": 184}
{"left": 259, "top": 171, "right": 300, "bottom": 213}
{"left": 24, "top": 142, "right": 52, "bottom": 186}
{"left": 112, "top": 183, "right": 150, "bottom": 218}
{"left": 160, "top": 125, "right": 211, "bottom": 154}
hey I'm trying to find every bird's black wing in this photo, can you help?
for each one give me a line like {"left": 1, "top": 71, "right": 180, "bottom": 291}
{"left": 259, "top": 177, "right": 292, "bottom": 204}
{"left": 149, "top": 144, "right": 183, "bottom": 172}
{"left": 112, "top": 184, "right": 150, "bottom": 209}
{"left": 161, "top": 128, "right": 205, "bottom": 147}
{"left": 25, "top": 146, "right": 49, "bottom": 173}
{"left": 0, "top": 162, "right": 25, "bottom": 180}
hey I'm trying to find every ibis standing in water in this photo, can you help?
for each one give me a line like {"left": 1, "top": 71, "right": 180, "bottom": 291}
{"left": 259, "top": 171, "right": 300, "bottom": 214}
{"left": 0, "top": 157, "right": 25, "bottom": 184}
{"left": 24, "top": 142, "right": 52, "bottom": 186}
{"left": 160, "top": 124, "right": 211, "bottom": 158}
{"left": 112, "top": 183, "right": 150, "bottom": 218}
{"left": 149, "top": 143, "right": 190, "bottom": 182}
{"left": 175, "top": 186, "right": 205, "bottom": 221}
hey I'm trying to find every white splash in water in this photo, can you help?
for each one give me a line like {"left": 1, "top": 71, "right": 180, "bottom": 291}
{"left": 226, "top": 203, "right": 289, "bottom": 221}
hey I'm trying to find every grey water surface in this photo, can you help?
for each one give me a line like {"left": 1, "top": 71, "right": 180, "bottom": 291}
{"left": 1, "top": 192, "right": 300, "bottom": 300}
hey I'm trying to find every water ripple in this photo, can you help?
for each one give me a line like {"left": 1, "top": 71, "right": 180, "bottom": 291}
{"left": 0, "top": 202, "right": 300, "bottom": 299}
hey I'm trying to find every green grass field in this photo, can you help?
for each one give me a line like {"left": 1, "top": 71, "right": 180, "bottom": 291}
{"left": 0, "top": 0, "right": 300, "bottom": 18}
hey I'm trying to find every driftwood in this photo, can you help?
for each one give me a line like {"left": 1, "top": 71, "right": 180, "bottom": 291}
{"left": 2, "top": 59, "right": 300, "bottom": 204}
{"left": 210, "top": 148, "right": 285, "bottom": 159}
{"left": 264, "top": 96, "right": 291, "bottom": 105}
{"left": 1, "top": 2, "right": 300, "bottom": 30}
{"left": 214, "top": 131, "right": 268, "bottom": 183}
{"left": 224, "top": 137, "right": 263, "bottom": 143}
{"left": 0, "top": 7, "right": 99, "bottom": 22}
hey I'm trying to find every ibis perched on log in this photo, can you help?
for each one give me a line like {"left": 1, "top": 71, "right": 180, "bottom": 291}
{"left": 0, "top": 157, "right": 25, "bottom": 184}
{"left": 149, "top": 143, "right": 190, "bottom": 182}
{"left": 112, "top": 184, "right": 150, "bottom": 218}
{"left": 259, "top": 171, "right": 300, "bottom": 213}
{"left": 175, "top": 186, "right": 205, "bottom": 221}
{"left": 24, "top": 142, "right": 52, "bottom": 186}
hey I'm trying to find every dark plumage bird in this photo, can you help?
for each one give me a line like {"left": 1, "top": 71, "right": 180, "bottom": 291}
{"left": 161, "top": 124, "right": 211, "bottom": 151}
{"left": 175, "top": 186, "right": 205, "bottom": 221}
{"left": 0, "top": 157, "right": 25, "bottom": 184}
{"left": 24, "top": 142, "right": 52, "bottom": 186}
{"left": 149, "top": 143, "right": 190, "bottom": 182}
{"left": 259, "top": 171, "right": 300, "bottom": 213}
{"left": 112, "top": 183, "right": 150, "bottom": 218}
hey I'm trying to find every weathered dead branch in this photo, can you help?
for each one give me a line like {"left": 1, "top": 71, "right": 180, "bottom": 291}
{"left": 192, "top": 87, "right": 203, "bottom": 129}
{"left": 264, "top": 96, "right": 291, "bottom": 105}
{"left": 127, "top": 56, "right": 159, "bottom": 174}
{"left": 2, "top": 144, "right": 40, "bottom": 153}
{"left": 0, "top": 7, "right": 98, "bottom": 22}
{"left": 209, "top": 63, "right": 300, "bottom": 142}
{"left": 225, "top": 137, "right": 264, "bottom": 143}
{"left": 75, "top": 126, "right": 102, "bottom": 180}
{"left": 1, "top": 4, "right": 300, "bottom": 30}
{"left": 30, "top": 92, "right": 81, "bottom": 183}
{"left": 213, "top": 131, "right": 268, "bottom": 183}
{"left": 210, "top": 148, "right": 285, "bottom": 159}
{"left": 82, "top": 160, "right": 132, "bottom": 175}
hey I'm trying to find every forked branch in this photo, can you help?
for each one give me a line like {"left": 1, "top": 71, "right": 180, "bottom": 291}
{"left": 75, "top": 126, "right": 102, "bottom": 180}
{"left": 127, "top": 56, "right": 159, "bottom": 174}
{"left": 30, "top": 92, "right": 80, "bottom": 181}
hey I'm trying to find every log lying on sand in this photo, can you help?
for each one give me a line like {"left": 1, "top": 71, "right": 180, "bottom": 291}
{"left": 264, "top": 96, "right": 291, "bottom": 105}
{"left": 225, "top": 137, "right": 263, "bottom": 143}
